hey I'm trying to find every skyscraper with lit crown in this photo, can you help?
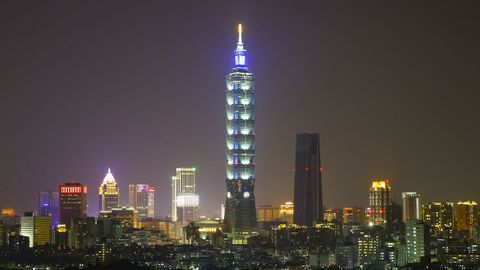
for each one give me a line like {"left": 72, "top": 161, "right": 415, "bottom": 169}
{"left": 98, "top": 168, "right": 120, "bottom": 212}
{"left": 369, "top": 180, "right": 392, "bottom": 226}
{"left": 224, "top": 24, "right": 257, "bottom": 238}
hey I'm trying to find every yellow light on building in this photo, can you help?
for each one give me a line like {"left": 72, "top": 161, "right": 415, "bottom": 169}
{"left": 371, "top": 180, "right": 388, "bottom": 189}
{"left": 1, "top": 208, "right": 15, "bottom": 216}
{"left": 256, "top": 205, "right": 280, "bottom": 222}
{"left": 280, "top": 201, "right": 294, "bottom": 224}
{"left": 57, "top": 224, "right": 67, "bottom": 233}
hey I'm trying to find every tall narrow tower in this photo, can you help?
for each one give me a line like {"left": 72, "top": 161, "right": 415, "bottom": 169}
{"left": 293, "top": 133, "right": 323, "bottom": 226}
{"left": 224, "top": 24, "right": 257, "bottom": 238}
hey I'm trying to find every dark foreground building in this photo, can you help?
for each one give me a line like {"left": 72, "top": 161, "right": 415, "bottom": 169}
{"left": 293, "top": 133, "right": 323, "bottom": 226}
{"left": 224, "top": 24, "right": 257, "bottom": 241}
{"left": 59, "top": 182, "right": 87, "bottom": 227}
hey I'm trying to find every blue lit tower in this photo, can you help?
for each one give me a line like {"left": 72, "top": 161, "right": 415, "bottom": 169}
{"left": 224, "top": 24, "right": 257, "bottom": 238}
{"left": 39, "top": 191, "right": 59, "bottom": 228}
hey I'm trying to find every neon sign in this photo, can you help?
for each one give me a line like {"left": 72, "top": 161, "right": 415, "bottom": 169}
{"left": 60, "top": 186, "right": 82, "bottom": 194}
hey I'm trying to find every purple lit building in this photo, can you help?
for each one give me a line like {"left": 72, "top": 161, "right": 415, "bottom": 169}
{"left": 39, "top": 191, "right": 59, "bottom": 228}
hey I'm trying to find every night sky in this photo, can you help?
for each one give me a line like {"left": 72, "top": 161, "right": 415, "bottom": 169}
{"left": 1, "top": 2, "right": 479, "bottom": 217}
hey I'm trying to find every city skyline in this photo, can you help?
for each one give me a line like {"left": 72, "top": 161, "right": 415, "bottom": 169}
{"left": 1, "top": 2, "right": 480, "bottom": 217}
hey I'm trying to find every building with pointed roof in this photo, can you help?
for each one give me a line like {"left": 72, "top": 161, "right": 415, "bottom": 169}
{"left": 98, "top": 168, "right": 120, "bottom": 212}
{"left": 224, "top": 24, "right": 258, "bottom": 242}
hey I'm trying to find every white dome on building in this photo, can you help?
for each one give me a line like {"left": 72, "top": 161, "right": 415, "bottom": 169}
{"left": 102, "top": 168, "right": 116, "bottom": 185}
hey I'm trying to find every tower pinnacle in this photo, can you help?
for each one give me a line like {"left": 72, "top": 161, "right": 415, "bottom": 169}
{"left": 238, "top": 24, "right": 243, "bottom": 46}
{"left": 234, "top": 24, "right": 246, "bottom": 67}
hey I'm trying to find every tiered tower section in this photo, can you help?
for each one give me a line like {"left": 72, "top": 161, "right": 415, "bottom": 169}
{"left": 224, "top": 24, "right": 257, "bottom": 238}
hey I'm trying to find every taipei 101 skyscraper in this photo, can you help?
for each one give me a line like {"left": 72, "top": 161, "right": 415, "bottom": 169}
{"left": 224, "top": 24, "right": 257, "bottom": 240}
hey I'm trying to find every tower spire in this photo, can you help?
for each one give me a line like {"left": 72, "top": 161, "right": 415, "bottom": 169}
{"left": 238, "top": 24, "right": 243, "bottom": 46}
{"left": 234, "top": 23, "right": 246, "bottom": 66}
{"left": 236, "top": 23, "right": 244, "bottom": 51}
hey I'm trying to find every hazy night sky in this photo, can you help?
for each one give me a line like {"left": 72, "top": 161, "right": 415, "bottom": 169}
{"left": 0, "top": 2, "right": 479, "bottom": 217}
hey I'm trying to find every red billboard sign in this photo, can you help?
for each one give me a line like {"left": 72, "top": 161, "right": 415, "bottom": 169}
{"left": 60, "top": 186, "right": 82, "bottom": 194}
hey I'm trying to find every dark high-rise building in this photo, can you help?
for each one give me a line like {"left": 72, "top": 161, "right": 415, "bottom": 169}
{"left": 39, "top": 191, "right": 59, "bottom": 228}
{"left": 293, "top": 133, "right": 323, "bottom": 226}
{"left": 224, "top": 24, "right": 257, "bottom": 240}
{"left": 59, "top": 183, "right": 87, "bottom": 226}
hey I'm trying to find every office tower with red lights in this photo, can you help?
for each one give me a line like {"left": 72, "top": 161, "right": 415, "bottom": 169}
{"left": 59, "top": 183, "right": 87, "bottom": 226}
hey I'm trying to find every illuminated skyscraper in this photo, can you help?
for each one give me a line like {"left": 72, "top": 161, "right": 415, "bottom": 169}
{"left": 59, "top": 182, "right": 87, "bottom": 226}
{"left": 423, "top": 201, "right": 454, "bottom": 238}
{"left": 224, "top": 24, "right": 257, "bottom": 237}
{"left": 293, "top": 133, "right": 323, "bottom": 226}
{"left": 171, "top": 167, "right": 199, "bottom": 223}
{"left": 402, "top": 192, "right": 422, "bottom": 222}
{"left": 39, "top": 191, "right": 59, "bottom": 228}
{"left": 128, "top": 184, "right": 155, "bottom": 219}
{"left": 369, "top": 180, "right": 392, "bottom": 226}
{"left": 98, "top": 168, "right": 120, "bottom": 212}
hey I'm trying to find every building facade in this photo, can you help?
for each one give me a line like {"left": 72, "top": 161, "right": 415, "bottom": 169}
{"left": 455, "top": 201, "right": 478, "bottom": 241}
{"left": 402, "top": 192, "right": 422, "bottom": 222}
{"left": 224, "top": 24, "right": 257, "bottom": 238}
{"left": 128, "top": 184, "right": 155, "bottom": 219}
{"left": 423, "top": 201, "right": 454, "bottom": 238}
{"left": 293, "top": 133, "right": 323, "bottom": 226}
{"left": 406, "top": 219, "right": 426, "bottom": 263}
{"left": 20, "top": 212, "right": 34, "bottom": 247}
{"left": 256, "top": 205, "right": 281, "bottom": 222}
{"left": 20, "top": 212, "right": 52, "bottom": 247}
{"left": 33, "top": 215, "right": 52, "bottom": 246}
{"left": 98, "top": 168, "right": 120, "bottom": 212}
{"left": 39, "top": 191, "right": 59, "bottom": 228}
{"left": 99, "top": 207, "right": 139, "bottom": 229}
{"left": 357, "top": 229, "right": 382, "bottom": 267}
{"left": 343, "top": 207, "right": 367, "bottom": 224}
{"left": 369, "top": 180, "right": 392, "bottom": 226}
{"left": 280, "top": 202, "right": 294, "bottom": 224}
{"left": 172, "top": 168, "right": 199, "bottom": 223}
{"left": 59, "top": 182, "right": 87, "bottom": 226}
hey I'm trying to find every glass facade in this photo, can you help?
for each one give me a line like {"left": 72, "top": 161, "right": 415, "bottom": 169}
{"left": 224, "top": 24, "right": 257, "bottom": 236}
